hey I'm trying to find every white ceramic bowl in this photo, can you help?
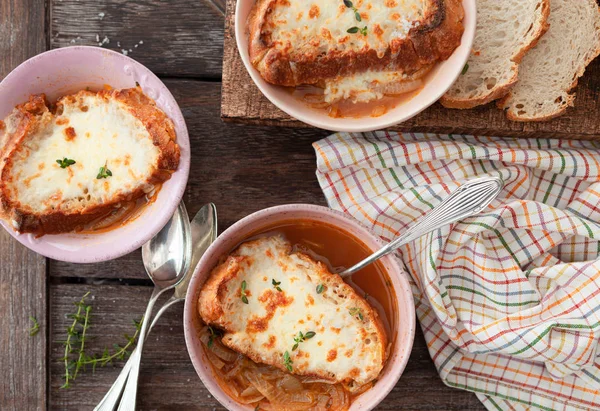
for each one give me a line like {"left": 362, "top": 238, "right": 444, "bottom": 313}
{"left": 0, "top": 46, "right": 190, "bottom": 263}
{"left": 235, "top": 0, "right": 476, "bottom": 132}
{"left": 184, "top": 204, "right": 416, "bottom": 411}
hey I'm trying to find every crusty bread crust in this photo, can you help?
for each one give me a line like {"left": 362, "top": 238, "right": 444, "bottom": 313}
{"left": 497, "top": 39, "right": 599, "bottom": 122}
{"left": 198, "top": 237, "right": 388, "bottom": 388}
{"left": 440, "top": 0, "right": 550, "bottom": 109}
{"left": 248, "top": 0, "right": 464, "bottom": 87}
{"left": 0, "top": 87, "right": 180, "bottom": 235}
{"left": 497, "top": 2, "right": 600, "bottom": 122}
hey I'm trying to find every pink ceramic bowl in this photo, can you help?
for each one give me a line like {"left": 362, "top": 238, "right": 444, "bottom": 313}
{"left": 235, "top": 0, "right": 476, "bottom": 132}
{"left": 184, "top": 204, "right": 416, "bottom": 411}
{"left": 0, "top": 46, "right": 190, "bottom": 263}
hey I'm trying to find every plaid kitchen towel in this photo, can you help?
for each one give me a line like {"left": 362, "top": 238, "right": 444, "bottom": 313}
{"left": 313, "top": 133, "right": 600, "bottom": 411}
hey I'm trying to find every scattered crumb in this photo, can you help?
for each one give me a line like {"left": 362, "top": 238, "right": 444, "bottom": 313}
{"left": 121, "top": 49, "right": 129, "bottom": 56}
{"left": 95, "top": 34, "right": 100, "bottom": 42}
{"left": 117, "top": 41, "right": 121, "bottom": 47}
{"left": 98, "top": 12, "right": 105, "bottom": 20}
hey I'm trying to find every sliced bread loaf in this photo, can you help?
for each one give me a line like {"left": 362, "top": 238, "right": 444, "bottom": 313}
{"left": 441, "top": 0, "right": 550, "bottom": 109}
{"left": 498, "top": 0, "right": 600, "bottom": 121}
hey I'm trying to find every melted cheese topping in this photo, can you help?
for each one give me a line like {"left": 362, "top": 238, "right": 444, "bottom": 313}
{"left": 213, "top": 236, "right": 384, "bottom": 386}
{"left": 266, "top": 0, "right": 426, "bottom": 58}
{"left": 324, "top": 69, "right": 416, "bottom": 103}
{"left": 8, "top": 93, "right": 159, "bottom": 213}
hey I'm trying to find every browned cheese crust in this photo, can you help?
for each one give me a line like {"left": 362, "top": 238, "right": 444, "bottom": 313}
{"left": 198, "top": 237, "right": 388, "bottom": 387}
{"left": 248, "top": 0, "right": 464, "bottom": 87}
{"left": 0, "top": 87, "right": 180, "bottom": 235}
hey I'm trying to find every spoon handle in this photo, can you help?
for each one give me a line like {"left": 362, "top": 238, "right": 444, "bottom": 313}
{"left": 116, "top": 286, "right": 168, "bottom": 411}
{"left": 93, "top": 296, "right": 183, "bottom": 411}
{"left": 339, "top": 176, "right": 503, "bottom": 278}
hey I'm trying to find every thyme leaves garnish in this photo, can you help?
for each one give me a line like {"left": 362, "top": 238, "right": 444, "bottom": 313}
{"left": 316, "top": 284, "right": 325, "bottom": 294}
{"left": 272, "top": 279, "right": 282, "bottom": 292}
{"left": 344, "top": 0, "right": 365, "bottom": 30}
{"left": 462, "top": 63, "right": 469, "bottom": 75}
{"left": 29, "top": 316, "right": 40, "bottom": 336}
{"left": 56, "top": 158, "right": 76, "bottom": 169}
{"left": 349, "top": 307, "right": 364, "bottom": 321}
{"left": 283, "top": 351, "right": 293, "bottom": 372}
{"left": 292, "top": 330, "right": 317, "bottom": 351}
{"left": 207, "top": 326, "right": 222, "bottom": 348}
{"left": 60, "top": 292, "right": 142, "bottom": 389}
{"left": 240, "top": 280, "right": 249, "bottom": 304}
{"left": 347, "top": 26, "right": 368, "bottom": 36}
{"left": 96, "top": 161, "right": 112, "bottom": 179}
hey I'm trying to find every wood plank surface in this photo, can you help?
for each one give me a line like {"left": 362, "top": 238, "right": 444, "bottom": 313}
{"left": 221, "top": 0, "right": 600, "bottom": 139}
{"left": 50, "top": 284, "right": 485, "bottom": 410}
{"left": 0, "top": 1, "right": 48, "bottom": 409}
{"left": 50, "top": 0, "right": 226, "bottom": 78}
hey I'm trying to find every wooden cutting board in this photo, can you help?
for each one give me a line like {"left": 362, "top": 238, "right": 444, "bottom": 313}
{"left": 221, "top": 0, "right": 600, "bottom": 139}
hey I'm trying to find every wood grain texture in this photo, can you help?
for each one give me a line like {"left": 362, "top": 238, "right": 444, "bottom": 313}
{"left": 221, "top": 0, "right": 600, "bottom": 139}
{"left": 0, "top": 1, "right": 47, "bottom": 409}
{"left": 50, "top": 284, "right": 485, "bottom": 410}
{"left": 49, "top": 80, "right": 330, "bottom": 280}
{"left": 50, "top": 0, "right": 225, "bottom": 78}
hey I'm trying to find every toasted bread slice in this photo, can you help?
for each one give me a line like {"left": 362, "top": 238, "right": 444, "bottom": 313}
{"left": 199, "top": 236, "right": 387, "bottom": 391}
{"left": 248, "top": 0, "right": 464, "bottom": 88}
{"left": 498, "top": 0, "right": 600, "bottom": 121}
{"left": 0, "top": 87, "right": 180, "bottom": 235}
{"left": 441, "top": 0, "right": 550, "bottom": 109}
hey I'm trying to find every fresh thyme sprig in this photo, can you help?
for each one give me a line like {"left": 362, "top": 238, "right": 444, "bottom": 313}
{"left": 349, "top": 307, "right": 364, "bottom": 321}
{"left": 207, "top": 326, "right": 222, "bottom": 348}
{"left": 97, "top": 161, "right": 112, "bottom": 179}
{"left": 283, "top": 351, "right": 293, "bottom": 372}
{"left": 29, "top": 316, "right": 40, "bottom": 336}
{"left": 348, "top": 26, "right": 368, "bottom": 36}
{"left": 343, "top": 0, "right": 366, "bottom": 33}
{"left": 56, "top": 158, "right": 76, "bottom": 169}
{"left": 292, "top": 331, "right": 316, "bottom": 351}
{"left": 60, "top": 292, "right": 142, "bottom": 389}
{"left": 272, "top": 279, "right": 282, "bottom": 292}
{"left": 240, "top": 280, "right": 249, "bottom": 304}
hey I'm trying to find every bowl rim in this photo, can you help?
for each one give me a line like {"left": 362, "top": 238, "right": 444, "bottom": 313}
{"left": 183, "top": 204, "right": 416, "bottom": 411}
{"left": 0, "top": 46, "right": 191, "bottom": 263}
{"left": 234, "top": 0, "right": 477, "bottom": 132}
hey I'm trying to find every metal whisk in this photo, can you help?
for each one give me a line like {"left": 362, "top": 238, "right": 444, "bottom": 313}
{"left": 339, "top": 176, "right": 504, "bottom": 278}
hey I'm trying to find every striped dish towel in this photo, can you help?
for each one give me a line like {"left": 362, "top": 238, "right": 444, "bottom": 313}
{"left": 313, "top": 133, "right": 600, "bottom": 411}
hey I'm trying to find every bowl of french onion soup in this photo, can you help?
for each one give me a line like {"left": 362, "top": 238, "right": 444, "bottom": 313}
{"left": 236, "top": 0, "right": 476, "bottom": 132}
{"left": 184, "top": 204, "right": 416, "bottom": 411}
{"left": 0, "top": 46, "right": 190, "bottom": 263}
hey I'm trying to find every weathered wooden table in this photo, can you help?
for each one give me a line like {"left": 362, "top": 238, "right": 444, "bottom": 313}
{"left": 0, "top": 1, "right": 486, "bottom": 409}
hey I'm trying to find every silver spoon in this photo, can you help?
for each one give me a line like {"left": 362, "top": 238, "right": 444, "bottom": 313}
{"left": 340, "top": 176, "right": 504, "bottom": 278}
{"left": 95, "top": 203, "right": 217, "bottom": 411}
{"left": 91, "top": 202, "right": 191, "bottom": 411}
